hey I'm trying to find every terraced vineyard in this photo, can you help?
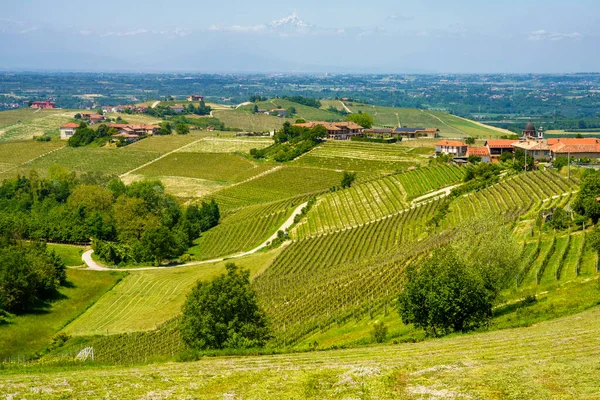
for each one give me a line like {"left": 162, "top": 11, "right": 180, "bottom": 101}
{"left": 296, "top": 141, "right": 429, "bottom": 172}
{"left": 397, "top": 164, "right": 464, "bottom": 199}
{"left": 442, "top": 171, "right": 578, "bottom": 229}
{"left": 292, "top": 165, "right": 463, "bottom": 239}
{"left": 208, "top": 166, "right": 342, "bottom": 211}
{"left": 189, "top": 199, "right": 297, "bottom": 260}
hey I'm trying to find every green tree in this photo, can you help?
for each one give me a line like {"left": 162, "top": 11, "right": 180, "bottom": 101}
{"left": 498, "top": 151, "right": 514, "bottom": 163}
{"left": 180, "top": 263, "right": 270, "bottom": 350}
{"left": 346, "top": 113, "right": 374, "bottom": 128}
{"left": 340, "top": 172, "right": 357, "bottom": 189}
{"left": 140, "top": 226, "right": 179, "bottom": 265}
{"left": 573, "top": 170, "right": 600, "bottom": 222}
{"left": 553, "top": 156, "right": 569, "bottom": 171}
{"left": 465, "top": 137, "right": 475, "bottom": 145}
{"left": 176, "top": 123, "right": 189, "bottom": 135}
{"left": 157, "top": 122, "right": 172, "bottom": 135}
{"left": 253, "top": 105, "right": 259, "bottom": 114}
{"left": 398, "top": 218, "right": 520, "bottom": 336}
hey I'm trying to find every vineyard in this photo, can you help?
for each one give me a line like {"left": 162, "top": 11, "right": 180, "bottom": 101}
{"left": 296, "top": 141, "right": 430, "bottom": 173}
{"left": 442, "top": 170, "right": 578, "bottom": 229}
{"left": 291, "top": 164, "right": 463, "bottom": 239}
{"left": 189, "top": 199, "right": 297, "bottom": 260}
{"left": 208, "top": 166, "right": 342, "bottom": 211}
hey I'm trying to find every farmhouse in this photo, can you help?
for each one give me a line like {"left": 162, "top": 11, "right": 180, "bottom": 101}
{"left": 108, "top": 123, "right": 160, "bottom": 136}
{"left": 59, "top": 122, "right": 79, "bottom": 140}
{"left": 485, "top": 139, "right": 517, "bottom": 161}
{"left": 81, "top": 113, "right": 105, "bottom": 124}
{"left": 293, "top": 121, "right": 364, "bottom": 140}
{"left": 30, "top": 101, "right": 56, "bottom": 109}
{"left": 548, "top": 138, "right": 600, "bottom": 159}
{"left": 512, "top": 140, "right": 551, "bottom": 161}
{"left": 466, "top": 147, "right": 491, "bottom": 162}
{"left": 269, "top": 108, "right": 287, "bottom": 117}
{"left": 393, "top": 127, "right": 439, "bottom": 138}
{"left": 435, "top": 140, "right": 468, "bottom": 156}
{"left": 186, "top": 95, "right": 204, "bottom": 101}
{"left": 171, "top": 106, "right": 185, "bottom": 113}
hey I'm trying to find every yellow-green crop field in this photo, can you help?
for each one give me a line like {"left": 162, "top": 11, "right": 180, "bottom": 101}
{"left": 4, "top": 306, "right": 600, "bottom": 398}
{"left": 0, "top": 109, "right": 81, "bottom": 142}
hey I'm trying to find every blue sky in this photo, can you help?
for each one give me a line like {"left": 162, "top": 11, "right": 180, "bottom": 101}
{"left": 1, "top": 0, "right": 598, "bottom": 73}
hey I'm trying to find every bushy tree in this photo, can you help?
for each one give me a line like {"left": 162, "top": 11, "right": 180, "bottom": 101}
{"left": 176, "top": 123, "right": 190, "bottom": 135}
{"left": 346, "top": 113, "right": 374, "bottom": 128}
{"left": 180, "top": 263, "right": 270, "bottom": 350}
{"left": 553, "top": 156, "right": 569, "bottom": 171}
{"left": 573, "top": 169, "right": 600, "bottom": 222}
{"left": 398, "top": 218, "right": 520, "bottom": 336}
{"left": 340, "top": 172, "right": 357, "bottom": 188}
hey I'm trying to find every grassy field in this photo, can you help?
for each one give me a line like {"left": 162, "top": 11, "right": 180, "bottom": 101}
{"left": 0, "top": 269, "right": 123, "bottom": 360}
{"left": 213, "top": 110, "right": 293, "bottom": 132}
{"left": 0, "top": 109, "right": 81, "bottom": 142}
{"left": 178, "top": 137, "right": 272, "bottom": 153}
{"left": 104, "top": 112, "right": 162, "bottom": 125}
{"left": 4, "top": 305, "right": 600, "bottom": 398}
{"left": 134, "top": 152, "right": 266, "bottom": 183}
{"left": 47, "top": 244, "right": 85, "bottom": 267}
{"left": 240, "top": 99, "right": 343, "bottom": 122}
{"left": 63, "top": 249, "right": 284, "bottom": 336}
{"left": 21, "top": 146, "right": 161, "bottom": 177}
{"left": 121, "top": 174, "right": 228, "bottom": 199}
{"left": 0, "top": 140, "right": 64, "bottom": 169}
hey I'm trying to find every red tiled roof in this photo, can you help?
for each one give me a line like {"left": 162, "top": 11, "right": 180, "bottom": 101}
{"left": 436, "top": 140, "right": 466, "bottom": 147}
{"left": 485, "top": 139, "right": 518, "bottom": 149}
{"left": 550, "top": 142, "right": 600, "bottom": 154}
{"left": 547, "top": 138, "right": 599, "bottom": 146}
{"left": 60, "top": 122, "right": 79, "bottom": 128}
{"left": 467, "top": 147, "right": 490, "bottom": 157}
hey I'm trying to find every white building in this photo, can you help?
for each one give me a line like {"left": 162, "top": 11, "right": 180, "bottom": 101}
{"left": 60, "top": 122, "right": 79, "bottom": 140}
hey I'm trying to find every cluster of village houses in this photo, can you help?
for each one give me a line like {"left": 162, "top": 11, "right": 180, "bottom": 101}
{"left": 435, "top": 122, "right": 600, "bottom": 163}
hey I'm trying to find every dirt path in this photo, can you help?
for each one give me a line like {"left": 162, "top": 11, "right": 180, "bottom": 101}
{"left": 235, "top": 102, "right": 252, "bottom": 109}
{"left": 340, "top": 101, "right": 352, "bottom": 113}
{"left": 151, "top": 101, "right": 160, "bottom": 109}
{"left": 81, "top": 201, "right": 309, "bottom": 271}
{"left": 411, "top": 184, "right": 462, "bottom": 205}
{"left": 119, "top": 138, "right": 206, "bottom": 178}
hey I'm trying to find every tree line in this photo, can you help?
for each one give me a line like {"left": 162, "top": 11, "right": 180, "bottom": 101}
{"left": 0, "top": 169, "right": 220, "bottom": 266}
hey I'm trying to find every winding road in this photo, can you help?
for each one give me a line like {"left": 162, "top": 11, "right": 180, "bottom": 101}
{"left": 82, "top": 201, "right": 309, "bottom": 271}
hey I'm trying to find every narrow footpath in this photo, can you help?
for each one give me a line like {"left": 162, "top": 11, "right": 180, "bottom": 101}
{"left": 82, "top": 201, "right": 308, "bottom": 271}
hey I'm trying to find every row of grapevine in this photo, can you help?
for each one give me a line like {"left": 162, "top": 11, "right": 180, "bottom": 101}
{"left": 293, "top": 164, "right": 464, "bottom": 239}
{"left": 397, "top": 164, "right": 464, "bottom": 200}
{"left": 268, "top": 198, "right": 442, "bottom": 276}
{"left": 443, "top": 171, "right": 578, "bottom": 229}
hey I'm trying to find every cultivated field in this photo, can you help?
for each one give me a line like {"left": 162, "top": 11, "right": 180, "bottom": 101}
{"left": 0, "top": 109, "right": 80, "bottom": 142}
{"left": 63, "top": 249, "right": 283, "bottom": 335}
{"left": 212, "top": 110, "right": 293, "bottom": 132}
{"left": 5, "top": 306, "right": 600, "bottom": 398}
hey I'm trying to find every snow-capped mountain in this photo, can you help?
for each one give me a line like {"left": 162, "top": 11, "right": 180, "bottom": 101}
{"left": 268, "top": 12, "right": 312, "bottom": 32}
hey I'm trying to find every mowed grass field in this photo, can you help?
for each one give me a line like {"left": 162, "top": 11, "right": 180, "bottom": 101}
{"left": 343, "top": 102, "right": 506, "bottom": 138}
{"left": 4, "top": 305, "right": 600, "bottom": 398}
{"left": 0, "top": 269, "right": 123, "bottom": 360}
{"left": 0, "top": 109, "right": 81, "bottom": 142}
{"left": 0, "top": 140, "right": 65, "bottom": 174}
{"left": 63, "top": 249, "right": 284, "bottom": 335}
{"left": 213, "top": 110, "right": 293, "bottom": 132}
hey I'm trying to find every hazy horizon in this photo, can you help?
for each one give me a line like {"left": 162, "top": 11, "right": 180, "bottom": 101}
{"left": 2, "top": 0, "right": 599, "bottom": 74}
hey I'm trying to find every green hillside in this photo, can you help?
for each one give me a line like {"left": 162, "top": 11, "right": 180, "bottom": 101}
{"left": 3, "top": 306, "right": 600, "bottom": 398}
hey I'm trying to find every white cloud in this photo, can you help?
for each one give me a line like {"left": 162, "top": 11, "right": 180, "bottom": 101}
{"left": 207, "top": 24, "right": 266, "bottom": 33}
{"left": 529, "top": 30, "right": 583, "bottom": 41}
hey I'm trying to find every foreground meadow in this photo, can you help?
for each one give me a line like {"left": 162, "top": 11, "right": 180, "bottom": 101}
{"left": 2, "top": 305, "right": 599, "bottom": 399}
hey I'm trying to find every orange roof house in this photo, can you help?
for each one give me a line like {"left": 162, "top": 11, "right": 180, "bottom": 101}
{"left": 435, "top": 140, "right": 468, "bottom": 157}
{"left": 292, "top": 121, "right": 364, "bottom": 140}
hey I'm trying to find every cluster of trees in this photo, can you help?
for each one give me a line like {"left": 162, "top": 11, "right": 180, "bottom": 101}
{"left": 573, "top": 169, "right": 600, "bottom": 223}
{"left": 250, "top": 122, "right": 326, "bottom": 162}
{"left": 498, "top": 149, "right": 534, "bottom": 171}
{"left": 180, "top": 263, "right": 270, "bottom": 350}
{"left": 0, "top": 236, "right": 66, "bottom": 317}
{"left": 346, "top": 112, "right": 374, "bottom": 129}
{"left": 398, "top": 219, "right": 520, "bottom": 336}
{"left": 450, "top": 162, "right": 502, "bottom": 198}
{"left": 0, "top": 170, "right": 220, "bottom": 266}
{"left": 68, "top": 123, "right": 117, "bottom": 147}
{"left": 249, "top": 95, "right": 267, "bottom": 102}
{"left": 281, "top": 96, "right": 321, "bottom": 108}
{"left": 143, "top": 101, "right": 211, "bottom": 118}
